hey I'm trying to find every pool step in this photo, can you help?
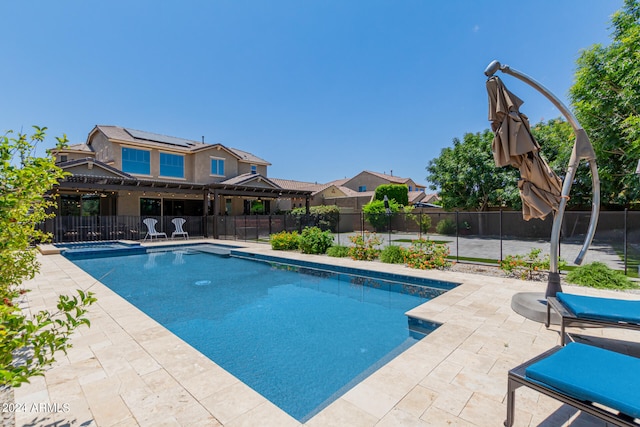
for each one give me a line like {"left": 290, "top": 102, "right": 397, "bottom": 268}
{"left": 187, "top": 245, "right": 232, "bottom": 257}
{"left": 407, "top": 317, "right": 440, "bottom": 335}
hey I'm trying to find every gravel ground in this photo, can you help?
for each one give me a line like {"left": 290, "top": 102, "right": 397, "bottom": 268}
{"left": 448, "top": 261, "right": 555, "bottom": 283}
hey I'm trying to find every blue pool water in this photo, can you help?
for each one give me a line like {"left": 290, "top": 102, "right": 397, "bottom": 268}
{"left": 68, "top": 246, "right": 452, "bottom": 421}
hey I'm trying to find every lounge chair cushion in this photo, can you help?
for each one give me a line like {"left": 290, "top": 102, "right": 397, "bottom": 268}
{"left": 525, "top": 342, "right": 640, "bottom": 419}
{"left": 557, "top": 292, "right": 640, "bottom": 324}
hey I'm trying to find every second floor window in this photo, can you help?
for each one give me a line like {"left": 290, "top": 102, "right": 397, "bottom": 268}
{"left": 211, "top": 158, "right": 225, "bottom": 176}
{"left": 358, "top": 186, "right": 366, "bottom": 192}
{"left": 122, "top": 147, "right": 150, "bottom": 175}
{"left": 251, "top": 164, "right": 257, "bottom": 174}
{"left": 160, "top": 153, "right": 184, "bottom": 178}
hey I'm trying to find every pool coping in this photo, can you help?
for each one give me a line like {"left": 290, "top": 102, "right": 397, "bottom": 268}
{"left": 16, "top": 239, "right": 640, "bottom": 426}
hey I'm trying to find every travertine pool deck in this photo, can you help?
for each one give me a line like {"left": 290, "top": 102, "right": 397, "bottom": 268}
{"left": 14, "top": 239, "right": 640, "bottom": 426}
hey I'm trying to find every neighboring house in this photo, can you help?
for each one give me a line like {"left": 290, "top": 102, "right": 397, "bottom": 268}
{"left": 340, "top": 170, "right": 427, "bottom": 205}
{"left": 270, "top": 171, "right": 430, "bottom": 212}
{"left": 50, "top": 125, "right": 311, "bottom": 219}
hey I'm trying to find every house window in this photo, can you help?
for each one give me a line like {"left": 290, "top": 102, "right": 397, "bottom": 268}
{"left": 60, "top": 155, "right": 68, "bottom": 163}
{"left": 408, "top": 186, "right": 413, "bottom": 192}
{"left": 159, "top": 153, "right": 184, "bottom": 178}
{"left": 140, "top": 198, "right": 161, "bottom": 216}
{"left": 211, "top": 158, "right": 225, "bottom": 176}
{"left": 358, "top": 186, "right": 366, "bottom": 192}
{"left": 122, "top": 147, "right": 150, "bottom": 175}
{"left": 251, "top": 164, "right": 257, "bottom": 174}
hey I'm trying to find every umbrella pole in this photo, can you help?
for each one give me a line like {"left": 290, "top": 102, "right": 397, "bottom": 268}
{"left": 485, "top": 61, "right": 600, "bottom": 298}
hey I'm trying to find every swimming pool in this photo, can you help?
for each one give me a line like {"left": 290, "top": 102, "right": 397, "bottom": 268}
{"left": 67, "top": 245, "right": 455, "bottom": 422}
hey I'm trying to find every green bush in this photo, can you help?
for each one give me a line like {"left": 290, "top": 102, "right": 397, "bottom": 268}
{"left": 380, "top": 245, "right": 406, "bottom": 264}
{"left": 348, "top": 232, "right": 382, "bottom": 261}
{"left": 299, "top": 226, "right": 334, "bottom": 254}
{"left": 374, "top": 184, "right": 409, "bottom": 206}
{"left": 270, "top": 230, "right": 300, "bottom": 250}
{"left": 566, "top": 262, "right": 636, "bottom": 290}
{"left": 499, "top": 248, "right": 566, "bottom": 281}
{"left": 290, "top": 205, "right": 340, "bottom": 231}
{"left": 362, "top": 199, "right": 398, "bottom": 231}
{"left": 404, "top": 239, "right": 450, "bottom": 270}
{"left": 327, "top": 245, "right": 350, "bottom": 258}
{"left": 435, "top": 218, "right": 456, "bottom": 235}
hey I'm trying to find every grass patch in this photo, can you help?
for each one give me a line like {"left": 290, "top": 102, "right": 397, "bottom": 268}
{"left": 394, "top": 238, "right": 449, "bottom": 244}
{"left": 566, "top": 262, "right": 638, "bottom": 290}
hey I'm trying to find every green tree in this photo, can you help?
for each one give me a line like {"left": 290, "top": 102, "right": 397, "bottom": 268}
{"left": 570, "top": 0, "right": 640, "bottom": 208}
{"left": 1, "top": 127, "right": 96, "bottom": 387}
{"left": 530, "top": 118, "right": 595, "bottom": 209}
{"left": 426, "top": 130, "right": 520, "bottom": 211}
{"left": 374, "top": 184, "right": 409, "bottom": 206}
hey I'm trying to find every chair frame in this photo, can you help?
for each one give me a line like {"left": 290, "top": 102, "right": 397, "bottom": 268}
{"left": 171, "top": 218, "right": 189, "bottom": 240}
{"left": 142, "top": 218, "right": 168, "bottom": 241}
{"left": 506, "top": 346, "right": 639, "bottom": 427}
{"left": 546, "top": 296, "right": 640, "bottom": 345}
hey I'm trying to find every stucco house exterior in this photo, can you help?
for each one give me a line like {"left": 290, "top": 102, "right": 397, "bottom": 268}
{"left": 51, "top": 125, "right": 311, "bottom": 218}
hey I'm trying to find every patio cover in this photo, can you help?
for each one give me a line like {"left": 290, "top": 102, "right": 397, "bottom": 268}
{"left": 486, "top": 76, "right": 562, "bottom": 220}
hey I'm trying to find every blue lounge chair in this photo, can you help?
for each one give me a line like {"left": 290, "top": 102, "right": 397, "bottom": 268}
{"left": 546, "top": 292, "right": 640, "bottom": 345}
{"left": 506, "top": 342, "right": 640, "bottom": 426}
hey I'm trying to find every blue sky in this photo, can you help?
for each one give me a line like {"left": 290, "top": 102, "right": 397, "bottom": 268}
{"left": 1, "top": 1, "right": 622, "bottom": 186}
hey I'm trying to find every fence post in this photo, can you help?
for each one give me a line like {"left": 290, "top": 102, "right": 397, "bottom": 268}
{"left": 499, "top": 209, "right": 503, "bottom": 262}
{"left": 455, "top": 211, "right": 459, "bottom": 262}
{"left": 624, "top": 208, "right": 628, "bottom": 275}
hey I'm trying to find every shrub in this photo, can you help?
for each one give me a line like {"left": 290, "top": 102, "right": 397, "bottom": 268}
{"left": 404, "top": 239, "right": 451, "bottom": 270}
{"left": 499, "top": 248, "right": 566, "bottom": 281}
{"left": 348, "top": 232, "right": 382, "bottom": 261}
{"left": 327, "top": 245, "right": 350, "bottom": 258}
{"left": 374, "top": 184, "right": 409, "bottom": 206}
{"left": 270, "top": 230, "right": 300, "bottom": 250}
{"left": 290, "top": 205, "right": 340, "bottom": 231}
{"left": 406, "top": 209, "right": 432, "bottom": 234}
{"left": 566, "top": 262, "right": 636, "bottom": 290}
{"left": 1, "top": 127, "right": 96, "bottom": 387}
{"left": 362, "top": 200, "right": 398, "bottom": 232}
{"left": 299, "top": 227, "right": 334, "bottom": 254}
{"left": 435, "top": 218, "right": 456, "bottom": 235}
{"left": 380, "top": 245, "right": 406, "bottom": 264}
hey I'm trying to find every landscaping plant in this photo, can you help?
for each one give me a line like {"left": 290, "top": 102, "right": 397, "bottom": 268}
{"left": 326, "top": 245, "right": 350, "bottom": 258}
{"left": 298, "top": 226, "right": 333, "bottom": 255}
{"left": 566, "top": 262, "right": 636, "bottom": 290}
{"left": 348, "top": 232, "right": 382, "bottom": 261}
{"left": 435, "top": 218, "right": 456, "bottom": 235}
{"left": 499, "top": 248, "right": 566, "bottom": 281}
{"left": 404, "top": 239, "right": 450, "bottom": 270}
{"left": 380, "top": 245, "right": 406, "bottom": 264}
{"left": 269, "top": 230, "right": 300, "bottom": 250}
{"left": 1, "top": 127, "right": 96, "bottom": 387}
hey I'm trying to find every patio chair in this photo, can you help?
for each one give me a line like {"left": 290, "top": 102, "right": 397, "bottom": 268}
{"left": 505, "top": 342, "right": 640, "bottom": 427}
{"left": 142, "top": 218, "right": 167, "bottom": 241}
{"left": 171, "top": 218, "right": 189, "bottom": 239}
{"left": 546, "top": 292, "right": 640, "bottom": 345}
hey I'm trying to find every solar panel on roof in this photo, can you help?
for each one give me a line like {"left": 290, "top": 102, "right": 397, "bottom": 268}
{"left": 124, "top": 128, "right": 197, "bottom": 148}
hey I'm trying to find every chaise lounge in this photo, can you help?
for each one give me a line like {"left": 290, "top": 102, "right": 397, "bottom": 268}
{"left": 546, "top": 292, "right": 640, "bottom": 345}
{"left": 506, "top": 342, "right": 640, "bottom": 426}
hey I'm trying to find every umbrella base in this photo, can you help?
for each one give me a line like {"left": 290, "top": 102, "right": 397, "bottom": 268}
{"left": 511, "top": 292, "right": 560, "bottom": 325}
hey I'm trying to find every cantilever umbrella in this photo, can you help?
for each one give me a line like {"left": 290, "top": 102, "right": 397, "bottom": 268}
{"left": 486, "top": 75, "right": 562, "bottom": 220}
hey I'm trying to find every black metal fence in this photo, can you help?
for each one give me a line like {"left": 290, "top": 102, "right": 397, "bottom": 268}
{"left": 41, "top": 210, "right": 640, "bottom": 274}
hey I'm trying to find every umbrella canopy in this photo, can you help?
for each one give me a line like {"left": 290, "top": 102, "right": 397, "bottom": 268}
{"left": 486, "top": 76, "right": 562, "bottom": 220}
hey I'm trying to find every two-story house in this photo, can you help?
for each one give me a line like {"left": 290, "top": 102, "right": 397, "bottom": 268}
{"left": 51, "top": 125, "right": 311, "bottom": 238}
